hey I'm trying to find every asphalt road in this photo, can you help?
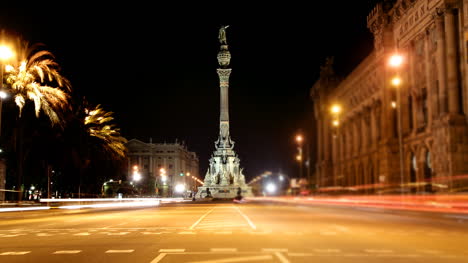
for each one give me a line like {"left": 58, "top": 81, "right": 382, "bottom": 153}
{"left": 0, "top": 200, "right": 467, "bottom": 263}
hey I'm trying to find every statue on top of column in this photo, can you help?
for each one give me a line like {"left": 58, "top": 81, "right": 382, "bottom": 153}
{"left": 219, "top": 25, "right": 229, "bottom": 45}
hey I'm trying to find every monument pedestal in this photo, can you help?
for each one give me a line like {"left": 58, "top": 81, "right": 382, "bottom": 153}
{"left": 196, "top": 186, "right": 253, "bottom": 199}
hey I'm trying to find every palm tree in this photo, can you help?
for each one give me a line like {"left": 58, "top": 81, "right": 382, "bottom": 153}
{"left": 2, "top": 40, "right": 71, "bottom": 202}
{"left": 4, "top": 41, "right": 71, "bottom": 126}
{"left": 70, "top": 100, "right": 127, "bottom": 197}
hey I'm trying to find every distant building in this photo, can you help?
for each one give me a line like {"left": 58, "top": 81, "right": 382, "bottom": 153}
{"left": 125, "top": 139, "right": 201, "bottom": 197}
{"left": 311, "top": 0, "right": 468, "bottom": 194}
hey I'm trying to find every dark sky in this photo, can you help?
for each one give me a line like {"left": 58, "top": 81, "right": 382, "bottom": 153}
{"left": 0, "top": 2, "right": 381, "bottom": 181}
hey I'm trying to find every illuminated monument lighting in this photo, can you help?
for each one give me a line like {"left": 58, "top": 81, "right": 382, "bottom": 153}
{"left": 196, "top": 25, "right": 253, "bottom": 199}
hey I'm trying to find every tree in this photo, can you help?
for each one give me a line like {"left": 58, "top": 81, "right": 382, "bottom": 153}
{"left": 3, "top": 40, "right": 71, "bottom": 202}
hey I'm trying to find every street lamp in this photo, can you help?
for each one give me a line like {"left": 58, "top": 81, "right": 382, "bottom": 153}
{"left": 0, "top": 44, "right": 13, "bottom": 202}
{"left": 0, "top": 45, "right": 13, "bottom": 137}
{"left": 295, "top": 134, "right": 304, "bottom": 180}
{"left": 389, "top": 54, "right": 405, "bottom": 195}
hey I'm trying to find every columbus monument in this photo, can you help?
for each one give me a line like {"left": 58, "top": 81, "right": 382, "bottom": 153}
{"left": 196, "top": 26, "right": 253, "bottom": 199}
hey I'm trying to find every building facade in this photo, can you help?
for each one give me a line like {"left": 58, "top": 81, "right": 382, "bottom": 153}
{"left": 125, "top": 139, "right": 200, "bottom": 197}
{"left": 311, "top": 0, "right": 468, "bottom": 194}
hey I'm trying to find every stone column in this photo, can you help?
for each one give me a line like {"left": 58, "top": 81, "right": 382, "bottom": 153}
{"left": 444, "top": 8, "right": 461, "bottom": 114}
{"left": 424, "top": 30, "right": 434, "bottom": 126}
{"left": 435, "top": 11, "right": 448, "bottom": 114}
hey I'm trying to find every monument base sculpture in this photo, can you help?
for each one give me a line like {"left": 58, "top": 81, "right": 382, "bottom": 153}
{"left": 196, "top": 186, "right": 253, "bottom": 199}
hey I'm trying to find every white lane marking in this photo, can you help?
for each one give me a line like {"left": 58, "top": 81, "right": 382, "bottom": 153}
{"left": 158, "top": 249, "right": 186, "bottom": 252}
{"left": 142, "top": 232, "right": 163, "bottom": 235}
{"left": 150, "top": 253, "right": 167, "bottom": 263}
{"left": 234, "top": 207, "right": 256, "bottom": 230}
{"left": 53, "top": 250, "right": 81, "bottom": 254}
{"left": 189, "top": 255, "right": 273, "bottom": 263}
{"left": 313, "top": 249, "right": 341, "bottom": 253}
{"left": 74, "top": 232, "right": 90, "bottom": 236}
{"left": 105, "top": 250, "right": 134, "bottom": 253}
{"left": 274, "top": 252, "right": 290, "bottom": 263}
{"left": 262, "top": 248, "right": 288, "bottom": 252}
{"left": 1, "top": 251, "right": 31, "bottom": 255}
{"left": 364, "top": 249, "right": 394, "bottom": 253}
{"left": 178, "top": 231, "right": 196, "bottom": 235}
{"left": 210, "top": 248, "right": 238, "bottom": 252}
{"left": 190, "top": 208, "right": 215, "bottom": 230}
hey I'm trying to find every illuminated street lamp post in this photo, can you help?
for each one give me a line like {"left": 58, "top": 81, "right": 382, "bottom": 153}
{"left": 0, "top": 44, "right": 13, "bottom": 202}
{"left": 295, "top": 134, "right": 303, "bottom": 180}
{"left": 0, "top": 45, "right": 13, "bottom": 135}
{"left": 389, "top": 54, "right": 405, "bottom": 194}
{"left": 330, "top": 104, "right": 342, "bottom": 131}
{"left": 330, "top": 104, "right": 342, "bottom": 187}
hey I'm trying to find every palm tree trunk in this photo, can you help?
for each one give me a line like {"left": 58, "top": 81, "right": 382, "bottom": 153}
{"left": 16, "top": 117, "right": 24, "bottom": 204}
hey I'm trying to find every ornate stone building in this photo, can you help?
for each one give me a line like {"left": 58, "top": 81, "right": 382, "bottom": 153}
{"left": 311, "top": 0, "right": 468, "bottom": 194}
{"left": 126, "top": 139, "right": 200, "bottom": 196}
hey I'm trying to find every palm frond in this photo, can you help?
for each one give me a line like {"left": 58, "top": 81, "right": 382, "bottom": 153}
{"left": 3, "top": 40, "right": 72, "bottom": 126}
{"left": 84, "top": 104, "right": 127, "bottom": 158}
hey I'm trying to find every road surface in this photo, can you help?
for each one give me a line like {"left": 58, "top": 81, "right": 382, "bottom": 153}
{"left": 1, "top": 200, "right": 467, "bottom": 262}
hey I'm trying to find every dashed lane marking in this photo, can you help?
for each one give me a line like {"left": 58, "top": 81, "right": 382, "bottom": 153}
{"left": 53, "top": 250, "right": 81, "bottom": 254}
{"left": 1, "top": 251, "right": 31, "bottom": 255}
{"left": 158, "top": 249, "right": 186, "bottom": 253}
{"left": 105, "top": 250, "right": 134, "bottom": 253}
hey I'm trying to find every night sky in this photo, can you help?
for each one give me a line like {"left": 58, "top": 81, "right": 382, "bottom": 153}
{"left": 1, "top": 2, "right": 381, "bottom": 181}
